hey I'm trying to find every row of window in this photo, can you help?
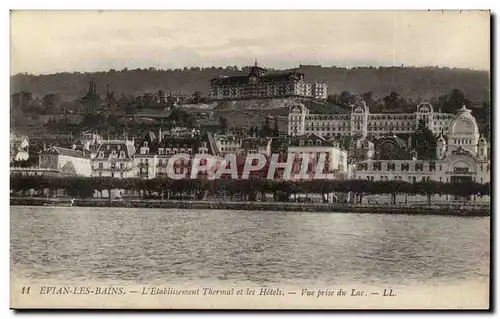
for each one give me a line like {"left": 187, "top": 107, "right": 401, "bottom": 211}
{"left": 452, "top": 138, "right": 474, "bottom": 145}
{"left": 363, "top": 175, "right": 432, "bottom": 182}
{"left": 303, "top": 126, "right": 416, "bottom": 133}
{"left": 94, "top": 162, "right": 126, "bottom": 169}
{"left": 297, "top": 140, "right": 323, "bottom": 146}
{"left": 357, "top": 162, "right": 439, "bottom": 172}
{"left": 358, "top": 162, "right": 490, "bottom": 173}
{"left": 360, "top": 175, "right": 485, "bottom": 184}
{"left": 139, "top": 148, "right": 209, "bottom": 156}
{"left": 40, "top": 155, "right": 56, "bottom": 161}
{"left": 97, "top": 150, "right": 127, "bottom": 158}
{"left": 302, "top": 121, "right": 416, "bottom": 128}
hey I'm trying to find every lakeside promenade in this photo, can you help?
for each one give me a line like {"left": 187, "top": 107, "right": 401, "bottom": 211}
{"left": 10, "top": 197, "right": 490, "bottom": 217}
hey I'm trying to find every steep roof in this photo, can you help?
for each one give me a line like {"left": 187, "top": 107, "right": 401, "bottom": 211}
{"left": 40, "top": 146, "right": 89, "bottom": 158}
{"left": 139, "top": 132, "right": 219, "bottom": 156}
{"left": 94, "top": 140, "right": 136, "bottom": 159}
{"left": 241, "top": 137, "right": 271, "bottom": 149}
{"left": 288, "top": 134, "right": 335, "bottom": 147}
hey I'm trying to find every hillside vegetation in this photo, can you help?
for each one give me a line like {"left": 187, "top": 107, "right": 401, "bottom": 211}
{"left": 11, "top": 65, "right": 489, "bottom": 102}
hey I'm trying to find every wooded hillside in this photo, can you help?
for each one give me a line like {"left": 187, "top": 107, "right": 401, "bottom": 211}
{"left": 11, "top": 65, "right": 489, "bottom": 102}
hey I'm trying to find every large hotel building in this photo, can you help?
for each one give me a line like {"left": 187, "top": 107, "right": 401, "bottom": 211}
{"left": 288, "top": 100, "right": 455, "bottom": 138}
{"left": 210, "top": 63, "right": 327, "bottom": 101}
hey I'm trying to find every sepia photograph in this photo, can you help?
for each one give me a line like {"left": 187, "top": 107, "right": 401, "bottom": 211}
{"left": 9, "top": 10, "right": 491, "bottom": 309}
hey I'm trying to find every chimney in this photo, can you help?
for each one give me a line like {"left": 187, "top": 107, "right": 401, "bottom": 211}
{"left": 158, "top": 127, "right": 162, "bottom": 143}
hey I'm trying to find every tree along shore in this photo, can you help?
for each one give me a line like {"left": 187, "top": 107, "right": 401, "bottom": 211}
{"left": 10, "top": 175, "right": 490, "bottom": 206}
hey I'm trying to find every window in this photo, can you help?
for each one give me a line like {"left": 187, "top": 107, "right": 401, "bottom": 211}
{"left": 111, "top": 172, "right": 114, "bottom": 178}
{"left": 387, "top": 163, "right": 396, "bottom": 171}
{"left": 159, "top": 159, "right": 163, "bottom": 166}
{"left": 401, "top": 163, "right": 409, "bottom": 171}
{"left": 316, "top": 140, "right": 321, "bottom": 146}
{"left": 120, "top": 163, "right": 124, "bottom": 169}
{"left": 357, "top": 163, "right": 367, "bottom": 171}
{"left": 120, "top": 151, "right": 125, "bottom": 158}
{"left": 111, "top": 163, "right": 116, "bottom": 169}
{"left": 144, "top": 142, "right": 148, "bottom": 147}
{"left": 429, "top": 162, "right": 436, "bottom": 171}
{"left": 120, "top": 173, "right": 123, "bottom": 178}
{"left": 99, "top": 163, "right": 103, "bottom": 168}
{"left": 415, "top": 163, "right": 424, "bottom": 171}
{"left": 308, "top": 140, "right": 313, "bottom": 146}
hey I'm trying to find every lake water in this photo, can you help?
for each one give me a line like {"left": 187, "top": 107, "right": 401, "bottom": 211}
{"left": 10, "top": 206, "right": 490, "bottom": 287}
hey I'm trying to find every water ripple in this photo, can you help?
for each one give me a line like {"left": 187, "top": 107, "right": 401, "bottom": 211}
{"left": 10, "top": 206, "right": 490, "bottom": 286}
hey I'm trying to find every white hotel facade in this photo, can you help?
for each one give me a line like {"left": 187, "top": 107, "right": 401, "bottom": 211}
{"left": 289, "top": 101, "right": 454, "bottom": 138}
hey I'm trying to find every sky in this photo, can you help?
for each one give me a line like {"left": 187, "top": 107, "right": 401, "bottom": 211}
{"left": 10, "top": 10, "right": 490, "bottom": 75}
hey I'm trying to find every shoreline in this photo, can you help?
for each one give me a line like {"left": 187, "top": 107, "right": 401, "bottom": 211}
{"left": 10, "top": 197, "right": 490, "bottom": 217}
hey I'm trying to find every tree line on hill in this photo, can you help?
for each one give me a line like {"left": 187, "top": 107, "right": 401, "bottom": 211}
{"left": 11, "top": 65, "right": 488, "bottom": 102}
{"left": 10, "top": 175, "right": 490, "bottom": 205}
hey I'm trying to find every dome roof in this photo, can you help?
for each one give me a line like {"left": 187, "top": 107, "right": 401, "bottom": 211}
{"left": 448, "top": 104, "right": 479, "bottom": 136}
{"left": 457, "top": 104, "right": 473, "bottom": 115}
